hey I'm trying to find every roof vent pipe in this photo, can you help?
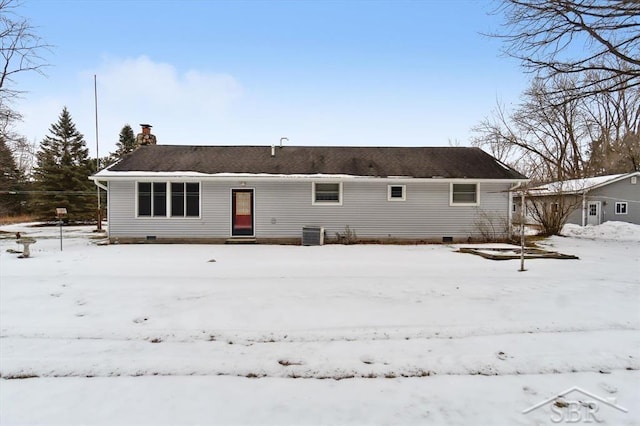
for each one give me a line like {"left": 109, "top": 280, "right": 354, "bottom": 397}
{"left": 271, "top": 145, "right": 275, "bottom": 157}
{"left": 280, "top": 137, "right": 288, "bottom": 148}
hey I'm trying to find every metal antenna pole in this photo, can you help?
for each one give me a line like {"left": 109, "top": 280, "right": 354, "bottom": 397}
{"left": 94, "top": 75, "right": 102, "bottom": 231}
{"left": 519, "top": 191, "right": 526, "bottom": 272}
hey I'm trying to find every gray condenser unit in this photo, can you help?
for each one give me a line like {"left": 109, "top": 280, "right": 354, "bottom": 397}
{"left": 302, "top": 226, "right": 324, "bottom": 246}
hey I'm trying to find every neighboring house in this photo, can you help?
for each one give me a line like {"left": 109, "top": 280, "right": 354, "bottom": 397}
{"left": 90, "top": 145, "right": 528, "bottom": 243}
{"left": 525, "top": 172, "right": 640, "bottom": 227}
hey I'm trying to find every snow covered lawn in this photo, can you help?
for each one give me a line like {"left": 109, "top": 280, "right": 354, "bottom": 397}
{"left": 1, "top": 222, "right": 638, "bottom": 425}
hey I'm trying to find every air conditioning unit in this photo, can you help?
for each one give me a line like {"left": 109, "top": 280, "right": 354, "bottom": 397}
{"left": 302, "top": 226, "right": 324, "bottom": 246}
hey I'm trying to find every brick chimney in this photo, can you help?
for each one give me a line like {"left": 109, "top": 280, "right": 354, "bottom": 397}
{"left": 136, "top": 124, "right": 157, "bottom": 147}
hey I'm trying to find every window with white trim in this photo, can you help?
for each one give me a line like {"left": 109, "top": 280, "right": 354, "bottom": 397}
{"left": 388, "top": 185, "right": 406, "bottom": 201}
{"left": 138, "top": 182, "right": 166, "bottom": 217}
{"left": 171, "top": 182, "right": 200, "bottom": 217}
{"left": 313, "top": 182, "right": 342, "bottom": 205}
{"left": 451, "top": 183, "right": 479, "bottom": 205}
{"left": 615, "top": 202, "right": 628, "bottom": 215}
{"left": 138, "top": 182, "right": 200, "bottom": 217}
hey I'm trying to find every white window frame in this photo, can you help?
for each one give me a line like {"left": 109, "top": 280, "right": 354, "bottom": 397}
{"left": 136, "top": 181, "right": 168, "bottom": 218}
{"left": 449, "top": 182, "right": 480, "bottom": 206}
{"left": 136, "top": 181, "right": 201, "bottom": 219}
{"left": 387, "top": 184, "right": 406, "bottom": 201}
{"left": 136, "top": 181, "right": 147, "bottom": 218}
{"left": 170, "top": 182, "right": 201, "bottom": 218}
{"left": 312, "top": 182, "right": 343, "bottom": 206}
{"left": 615, "top": 202, "right": 628, "bottom": 215}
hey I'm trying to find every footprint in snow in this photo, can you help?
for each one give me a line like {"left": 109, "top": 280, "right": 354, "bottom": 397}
{"left": 496, "top": 351, "right": 508, "bottom": 360}
{"left": 278, "top": 359, "right": 304, "bottom": 366}
{"left": 360, "top": 355, "right": 375, "bottom": 365}
{"left": 522, "top": 386, "right": 537, "bottom": 395}
{"left": 599, "top": 382, "right": 618, "bottom": 394}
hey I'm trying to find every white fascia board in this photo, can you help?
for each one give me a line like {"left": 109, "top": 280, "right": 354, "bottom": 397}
{"left": 90, "top": 171, "right": 529, "bottom": 184}
{"left": 91, "top": 170, "right": 210, "bottom": 179}
{"left": 527, "top": 172, "right": 638, "bottom": 196}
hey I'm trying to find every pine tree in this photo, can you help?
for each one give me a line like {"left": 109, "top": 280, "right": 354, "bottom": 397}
{"left": 115, "top": 124, "right": 136, "bottom": 159}
{"left": 0, "top": 136, "right": 26, "bottom": 216}
{"left": 32, "top": 107, "right": 94, "bottom": 221}
{"left": 102, "top": 124, "right": 136, "bottom": 168}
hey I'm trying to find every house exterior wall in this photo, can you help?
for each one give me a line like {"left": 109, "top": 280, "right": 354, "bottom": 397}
{"left": 565, "top": 200, "right": 583, "bottom": 225}
{"left": 516, "top": 195, "right": 583, "bottom": 226}
{"left": 106, "top": 179, "right": 513, "bottom": 242}
{"left": 525, "top": 175, "right": 640, "bottom": 227}
{"left": 577, "top": 176, "right": 640, "bottom": 225}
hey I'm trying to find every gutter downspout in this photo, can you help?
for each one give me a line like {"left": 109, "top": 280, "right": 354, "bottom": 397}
{"left": 91, "top": 178, "right": 109, "bottom": 240}
{"left": 93, "top": 180, "right": 107, "bottom": 192}
{"left": 582, "top": 192, "right": 586, "bottom": 226}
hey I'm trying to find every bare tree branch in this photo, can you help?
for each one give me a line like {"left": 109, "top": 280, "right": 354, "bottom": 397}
{"left": 0, "top": 0, "right": 50, "bottom": 168}
{"left": 491, "top": 0, "right": 640, "bottom": 100}
{"left": 0, "top": 0, "right": 50, "bottom": 100}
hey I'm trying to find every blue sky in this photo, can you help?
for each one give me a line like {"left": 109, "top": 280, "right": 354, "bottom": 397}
{"left": 13, "top": 0, "right": 528, "bottom": 157}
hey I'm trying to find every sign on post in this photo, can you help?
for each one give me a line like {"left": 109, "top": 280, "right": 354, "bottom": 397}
{"left": 56, "top": 208, "right": 67, "bottom": 251}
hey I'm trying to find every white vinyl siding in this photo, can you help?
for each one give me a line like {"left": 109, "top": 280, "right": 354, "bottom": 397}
{"left": 108, "top": 180, "right": 511, "bottom": 240}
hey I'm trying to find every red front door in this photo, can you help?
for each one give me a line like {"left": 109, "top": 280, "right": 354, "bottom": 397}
{"left": 232, "top": 189, "right": 254, "bottom": 236}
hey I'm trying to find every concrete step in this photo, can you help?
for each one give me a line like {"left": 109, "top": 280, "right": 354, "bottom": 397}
{"left": 225, "top": 238, "right": 257, "bottom": 244}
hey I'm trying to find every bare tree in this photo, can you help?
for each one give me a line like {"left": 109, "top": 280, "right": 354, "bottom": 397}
{"left": 473, "top": 76, "right": 589, "bottom": 183}
{"left": 9, "top": 134, "right": 36, "bottom": 176}
{"left": 0, "top": 0, "right": 49, "bottom": 98}
{"left": 583, "top": 71, "right": 640, "bottom": 173}
{"left": 493, "top": 0, "right": 640, "bottom": 100}
{"left": 0, "top": 0, "right": 49, "bottom": 149}
{"left": 525, "top": 191, "right": 584, "bottom": 236}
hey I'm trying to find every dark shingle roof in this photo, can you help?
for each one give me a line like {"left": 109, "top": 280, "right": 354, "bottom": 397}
{"left": 105, "top": 145, "right": 527, "bottom": 179}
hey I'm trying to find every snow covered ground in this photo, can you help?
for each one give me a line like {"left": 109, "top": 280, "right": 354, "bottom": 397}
{"left": 562, "top": 221, "right": 640, "bottom": 242}
{"left": 0, "top": 222, "right": 638, "bottom": 425}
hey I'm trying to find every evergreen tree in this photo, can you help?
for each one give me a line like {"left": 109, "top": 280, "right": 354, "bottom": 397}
{"left": 115, "top": 124, "right": 136, "bottom": 158}
{"left": 0, "top": 136, "right": 26, "bottom": 216}
{"left": 102, "top": 124, "right": 136, "bottom": 168}
{"left": 32, "top": 107, "right": 94, "bottom": 221}
{"left": 99, "top": 154, "right": 115, "bottom": 169}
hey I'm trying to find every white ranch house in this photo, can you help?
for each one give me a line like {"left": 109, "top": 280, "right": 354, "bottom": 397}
{"left": 91, "top": 145, "right": 528, "bottom": 244}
